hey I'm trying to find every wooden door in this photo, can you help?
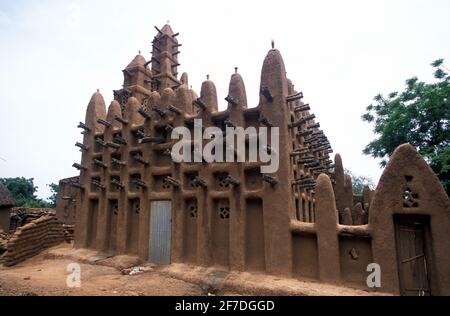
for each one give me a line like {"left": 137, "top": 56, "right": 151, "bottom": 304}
{"left": 395, "top": 216, "right": 431, "bottom": 296}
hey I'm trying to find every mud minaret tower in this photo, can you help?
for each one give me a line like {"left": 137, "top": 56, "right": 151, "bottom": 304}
{"left": 151, "top": 24, "right": 181, "bottom": 90}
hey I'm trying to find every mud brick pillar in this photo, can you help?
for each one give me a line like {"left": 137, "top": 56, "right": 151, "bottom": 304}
{"left": 75, "top": 91, "right": 106, "bottom": 249}
{"left": 315, "top": 174, "right": 341, "bottom": 282}
{"left": 259, "top": 48, "right": 293, "bottom": 276}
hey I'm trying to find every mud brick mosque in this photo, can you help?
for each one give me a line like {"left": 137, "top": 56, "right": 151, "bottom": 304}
{"left": 56, "top": 24, "right": 450, "bottom": 296}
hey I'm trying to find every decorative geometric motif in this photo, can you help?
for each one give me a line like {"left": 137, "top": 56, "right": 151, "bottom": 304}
{"left": 134, "top": 202, "right": 140, "bottom": 214}
{"left": 188, "top": 174, "right": 199, "bottom": 188}
{"left": 219, "top": 207, "right": 230, "bottom": 219}
{"left": 162, "top": 179, "right": 171, "bottom": 190}
{"left": 189, "top": 205, "right": 198, "bottom": 218}
{"left": 403, "top": 188, "right": 419, "bottom": 208}
{"left": 217, "top": 174, "right": 230, "bottom": 189}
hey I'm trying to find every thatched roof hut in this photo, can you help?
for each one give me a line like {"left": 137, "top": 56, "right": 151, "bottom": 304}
{"left": 0, "top": 184, "right": 15, "bottom": 207}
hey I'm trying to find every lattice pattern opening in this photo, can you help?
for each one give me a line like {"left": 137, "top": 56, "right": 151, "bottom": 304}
{"left": 216, "top": 173, "right": 230, "bottom": 189}
{"left": 219, "top": 207, "right": 230, "bottom": 219}
{"left": 403, "top": 188, "right": 419, "bottom": 208}
{"left": 162, "top": 179, "right": 171, "bottom": 189}
{"left": 186, "top": 173, "right": 200, "bottom": 189}
{"left": 189, "top": 205, "right": 198, "bottom": 218}
{"left": 134, "top": 201, "right": 140, "bottom": 214}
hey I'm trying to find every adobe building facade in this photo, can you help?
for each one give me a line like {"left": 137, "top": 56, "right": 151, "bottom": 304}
{"left": 60, "top": 24, "right": 450, "bottom": 296}
{"left": 56, "top": 176, "right": 80, "bottom": 225}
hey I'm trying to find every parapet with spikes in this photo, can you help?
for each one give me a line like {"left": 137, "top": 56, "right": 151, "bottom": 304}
{"left": 227, "top": 72, "right": 247, "bottom": 109}
{"left": 200, "top": 77, "right": 218, "bottom": 113}
{"left": 85, "top": 91, "right": 107, "bottom": 134}
{"left": 106, "top": 101, "right": 123, "bottom": 130}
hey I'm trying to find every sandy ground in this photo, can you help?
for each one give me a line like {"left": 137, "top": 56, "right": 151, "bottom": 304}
{"left": 0, "top": 256, "right": 204, "bottom": 296}
{"left": 0, "top": 243, "right": 390, "bottom": 296}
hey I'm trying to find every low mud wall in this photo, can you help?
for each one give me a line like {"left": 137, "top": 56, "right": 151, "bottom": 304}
{"left": 2, "top": 215, "right": 65, "bottom": 266}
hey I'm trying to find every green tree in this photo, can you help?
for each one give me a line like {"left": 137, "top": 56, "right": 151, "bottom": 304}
{"left": 362, "top": 59, "right": 450, "bottom": 194}
{"left": 47, "top": 183, "right": 59, "bottom": 208}
{"left": 0, "top": 177, "right": 54, "bottom": 208}
{"left": 345, "top": 169, "right": 375, "bottom": 195}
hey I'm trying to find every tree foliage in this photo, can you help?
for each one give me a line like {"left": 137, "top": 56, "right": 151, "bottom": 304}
{"left": 46, "top": 183, "right": 59, "bottom": 208}
{"left": 0, "top": 177, "right": 58, "bottom": 208}
{"left": 345, "top": 169, "right": 375, "bottom": 195}
{"left": 362, "top": 59, "right": 450, "bottom": 194}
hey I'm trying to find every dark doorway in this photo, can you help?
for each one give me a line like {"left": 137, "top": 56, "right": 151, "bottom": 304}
{"left": 394, "top": 215, "right": 432, "bottom": 296}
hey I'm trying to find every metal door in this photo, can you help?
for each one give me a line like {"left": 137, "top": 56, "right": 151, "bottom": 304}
{"left": 149, "top": 201, "right": 172, "bottom": 264}
{"left": 395, "top": 217, "right": 431, "bottom": 296}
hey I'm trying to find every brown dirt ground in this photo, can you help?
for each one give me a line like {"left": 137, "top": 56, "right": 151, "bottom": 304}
{"left": 0, "top": 243, "right": 390, "bottom": 296}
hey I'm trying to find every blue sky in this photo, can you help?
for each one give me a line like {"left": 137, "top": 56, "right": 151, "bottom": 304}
{"left": 1, "top": 0, "right": 450, "bottom": 199}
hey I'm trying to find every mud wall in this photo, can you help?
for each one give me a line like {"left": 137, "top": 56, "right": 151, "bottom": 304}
{"left": 2, "top": 215, "right": 65, "bottom": 267}
{"left": 291, "top": 174, "right": 375, "bottom": 288}
{"left": 369, "top": 144, "right": 450, "bottom": 295}
{"left": 290, "top": 145, "right": 450, "bottom": 296}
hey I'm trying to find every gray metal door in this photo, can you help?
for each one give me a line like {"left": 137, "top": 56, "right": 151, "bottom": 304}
{"left": 149, "top": 201, "right": 172, "bottom": 264}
